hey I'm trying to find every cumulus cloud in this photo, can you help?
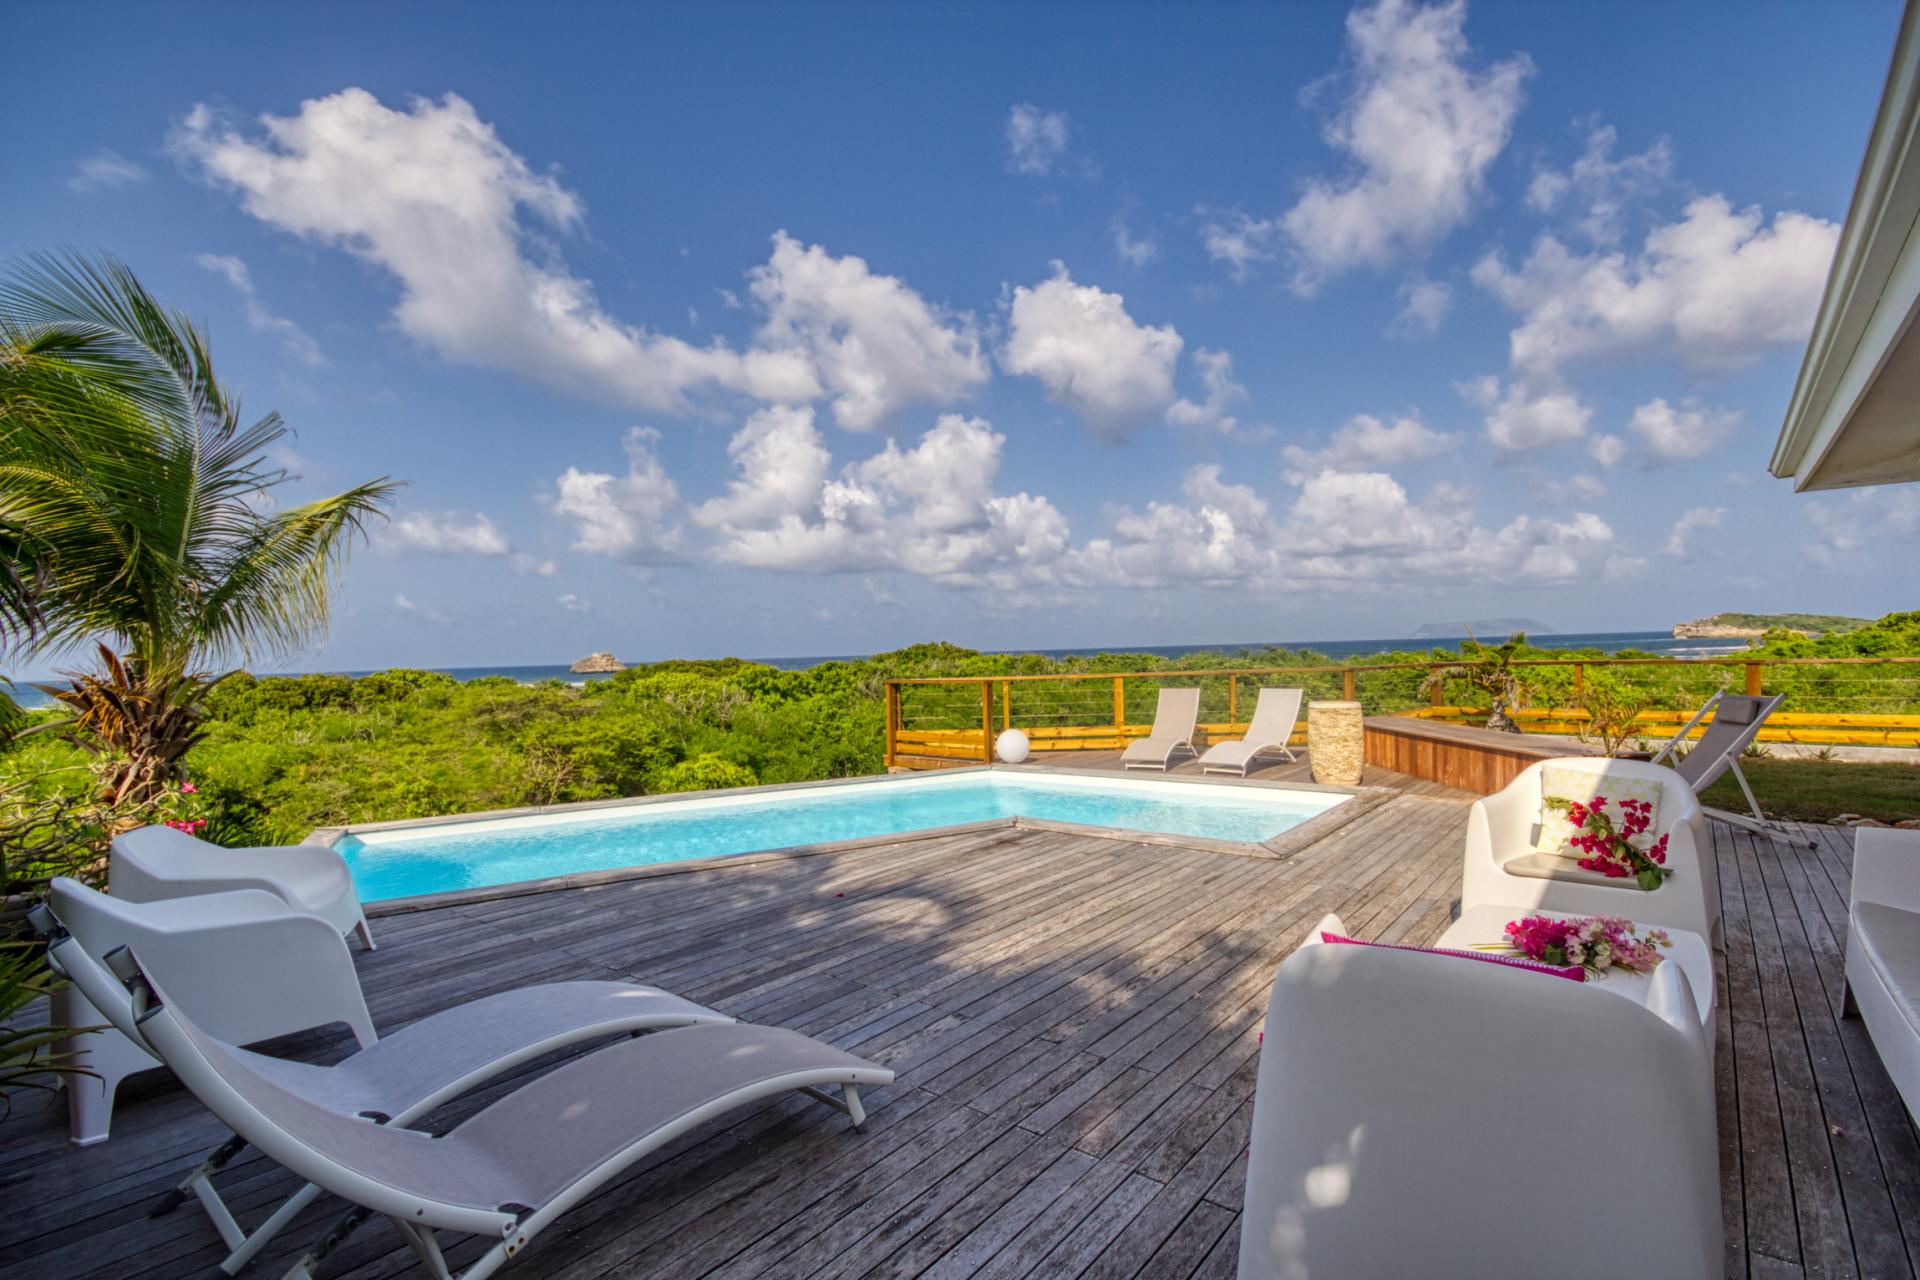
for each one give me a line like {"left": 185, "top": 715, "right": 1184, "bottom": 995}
{"left": 1473, "top": 194, "right": 1839, "bottom": 377}
{"left": 1587, "top": 433, "right": 1626, "bottom": 468}
{"left": 1111, "top": 218, "right": 1159, "bottom": 267}
{"left": 1803, "top": 487, "right": 1920, "bottom": 567}
{"left": 1390, "top": 277, "right": 1452, "bottom": 336}
{"left": 68, "top": 149, "right": 149, "bottom": 192}
{"left": 1624, "top": 397, "right": 1741, "bottom": 465}
{"left": 171, "top": 90, "right": 817, "bottom": 413}
{"left": 1282, "top": 411, "right": 1455, "bottom": 478}
{"left": 693, "top": 405, "right": 835, "bottom": 531}
{"left": 1663, "top": 506, "right": 1726, "bottom": 558}
{"left": 1525, "top": 123, "right": 1673, "bottom": 246}
{"left": 196, "top": 253, "right": 327, "bottom": 367}
{"left": 1001, "top": 263, "right": 1183, "bottom": 439}
{"left": 1006, "top": 104, "right": 1072, "bottom": 176}
{"left": 384, "top": 510, "right": 511, "bottom": 556}
{"left": 1209, "top": 0, "right": 1530, "bottom": 290}
{"left": 1167, "top": 349, "right": 1249, "bottom": 436}
{"left": 1460, "top": 375, "right": 1591, "bottom": 453}
{"left": 746, "top": 232, "right": 986, "bottom": 430}
{"left": 551, "top": 427, "right": 686, "bottom": 563}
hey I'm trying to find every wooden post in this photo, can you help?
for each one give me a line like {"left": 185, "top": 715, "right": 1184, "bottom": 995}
{"left": 1001, "top": 679, "right": 1012, "bottom": 730}
{"left": 1429, "top": 666, "right": 1445, "bottom": 708}
{"left": 884, "top": 682, "right": 899, "bottom": 768}
{"left": 1573, "top": 663, "right": 1585, "bottom": 697}
{"left": 1745, "top": 662, "right": 1763, "bottom": 697}
{"left": 980, "top": 680, "right": 993, "bottom": 763}
{"left": 1342, "top": 668, "right": 1357, "bottom": 702}
{"left": 1113, "top": 676, "right": 1126, "bottom": 746}
{"left": 1228, "top": 675, "right": 1238, "bottom": 726}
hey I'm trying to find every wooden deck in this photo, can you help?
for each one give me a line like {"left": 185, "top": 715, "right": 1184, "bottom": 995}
{"left": 1, "top": 779, "right": 1914, "bottom": 1278}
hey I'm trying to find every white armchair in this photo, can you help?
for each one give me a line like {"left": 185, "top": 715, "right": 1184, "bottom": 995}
{"left": 1238, "top": 915, "right": 1720, "bottom": 1277}
{"left": 46, "top": 877, "right": 374, "bottom": 1145}
{"left": 1845, "top": 828, "right": 1920, "bottom": 1124}
{"left": 111, "top": 823, "right": 373, "bottom": 949}
{"left": 1461, "top": 757, "right": 1718, "bottom": 945}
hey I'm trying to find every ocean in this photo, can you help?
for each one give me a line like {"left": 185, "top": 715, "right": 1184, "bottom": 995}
{"left": 4, "top": 629, "right": 1749, "bottom": 709}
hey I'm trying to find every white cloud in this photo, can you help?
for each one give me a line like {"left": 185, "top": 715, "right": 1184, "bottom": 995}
{"left": 195, "top": 253, "right": 327, "bottom": 367}
{"left": 1803, "top": 487, "right": 1920, "bottom": 566}
{"left": 393, "top": 593, "right": 451, "bottom": 624}
{"left": 1625, "top": 397, "right": 1741, "bottom": 465}
{"left": 1390, "top": 277, "right": 1452, "bottom": 336}
{"left": 511, "top": 554, "right": 558, "bottom": 577}
{"left": 1525, "top": 123, "right": 1673, "bottom": 245}
{"left": 1001, "top": 263, "right": 1183, "bottom": 439}
{"left": 1460, "top": 375, "right": 1591, "bottom": 453}
{"left": 746, "top": 232, "right": 986, "bottom": 430}
{"left": 1282, "top": 411, "right": 1455, "bottom": 477}
{"left": 68, "top": 149, "right": 148, "bottom": 192}
{"left": 1544, "top": 473, "right": 1608, "bottom": 506}
{"left": 173, "top": 90, "right": 815, "bottom": 414}
{"left": 1167, "top": 349, "right": 1249, "bottom": 436}
{"left": 693, "top": 405, "right": 835, "bottom": 530}
{"left": 551, "top": 427, "right": 686, "bottom": 563}
{"left": 556, "top": 592, "right": 591, "bottom": 614}
{"left": 1663, "top": 506, "right": 1726, "bottom": 558}
{"left": 1111, "top": 218, "right": 1159, "bottom": 267}
{"left": 1473, "top": 194, "right": 1839, "bottom": 377}
{"left": 1259, "top": 0, "right": 1531, "bottom": 291}
{"left": 1006, "top": 104, "right": 1072, "bottom": 176}
{"left": 385, "top": 510, "right": 511, "bottom": 556}
{"left": 1198, "top": 210, "right": 1281, "bottom": 282}
{"left": 1587, "top": 433, "right": 1626, "bottom": 468}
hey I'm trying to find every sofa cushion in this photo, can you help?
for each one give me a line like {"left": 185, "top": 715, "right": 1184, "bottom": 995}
{"left": 1534, "top": 765, "right": 1663, "bottom": 859}
{"left": 1854, "top": 902, "right": 1920, "bottom": 1035}
{"left": 1502, "top": 851, "right": 1647, "bottom": 888}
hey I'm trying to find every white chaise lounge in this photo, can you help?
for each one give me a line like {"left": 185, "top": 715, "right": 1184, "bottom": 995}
{"left": 1121, "top": 687, "right": 1201, "bottom": 771}
{"left": 1461, "top": 756, "right": 1719, "bottom": 944}
{"left": 1651, "top": 691, "right": 1808, "bottom": 845}
{"left": 1845, "top": 827, "right": 1920, "bottom": 1125}
{"left": 1237, "top": 917, "right": 1719, "bottom": 1278}
{"left": 115, "top": 951, "right": 893, "bottom": 1280}
{"left": 1197, "top": 687, "right": 1302, "bottom": 776}
{"left": 112, "top": 822, "right": 375, "bottom": 949}
{"left": 45, "top": 876, "right": 376, "bottom": 1146}
{"left": 37, "top": 879, "right": 735, "bottom": 1273}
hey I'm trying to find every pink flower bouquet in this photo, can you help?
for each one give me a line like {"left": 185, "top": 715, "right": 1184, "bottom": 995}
{"left": 1492, "top": 914, "right": 1671, "bottom": 976}
{"left": 1545, "top": 793, "right": 1671, "bottom": 890}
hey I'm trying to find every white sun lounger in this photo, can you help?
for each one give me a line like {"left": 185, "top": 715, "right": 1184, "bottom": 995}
{"left": 1197, "top": 687, "right": 1302, "bottom": 776}
{"left": 34, "top": 881, "right": 736, "bottom": 1275}
{"left": 114, "top": 950, "right": 893, "bottom": 1280}
{"left": 1121, "top": 687, "right": 1201, "bottom": 770}
{"left": 1650, "top": 691, "right": 1811, "bottom": 846}
{"left": 112, "top": 823, "right": 375, "bottom": 950}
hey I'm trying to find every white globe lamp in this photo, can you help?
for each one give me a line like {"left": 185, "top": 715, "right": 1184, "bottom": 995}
{"left": 995, "top": 728, "right": 1031, "bottom": 764}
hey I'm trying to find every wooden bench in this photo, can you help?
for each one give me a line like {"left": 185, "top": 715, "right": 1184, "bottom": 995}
{"left": 1362, "top": 715, "right": 1595, "bottom": 795}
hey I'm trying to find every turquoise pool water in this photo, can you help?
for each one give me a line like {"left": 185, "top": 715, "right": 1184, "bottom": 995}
{"left": 336, "top": 772, "right": 1345, "bottom": 901}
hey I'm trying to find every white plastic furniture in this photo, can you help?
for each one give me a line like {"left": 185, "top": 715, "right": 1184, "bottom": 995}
{"left": 1121, "top": 687, "right": 1201, "bottom": 770}
{"left": 46, "top": 876, "right": 373, "bottom": 1145}
{"left": 1198, "top": 687, "right": 1302, "bottom": 776}
{"left": 1461, "top": 756, "right": 1719, "bottom": 945}
{"left": 1845, "top": 827, "right": 1920, "bottom": 1124}
{"left": 1238, "top": 914, "right": 1720, "bottom": 1277}
{"left": 1437, "top": 904, "right": 1715, "bottom": 1069}
{"left": 112, "top": 823, "right": 374, "bottom": 949}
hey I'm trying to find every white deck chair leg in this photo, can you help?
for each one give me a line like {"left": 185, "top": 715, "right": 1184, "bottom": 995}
{"left": 219, "top": 1180, "right": 326, "bottom": 1274}
{"left": 392, "top": 1219, "right": 456, "bottom": 1280}
{"left": 353, "top": 915, "right": 376, "bottom": 951}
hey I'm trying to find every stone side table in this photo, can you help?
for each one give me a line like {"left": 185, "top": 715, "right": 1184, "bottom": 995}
{"left": 1308, "top": 700, "right": 1364, "bottom": 787}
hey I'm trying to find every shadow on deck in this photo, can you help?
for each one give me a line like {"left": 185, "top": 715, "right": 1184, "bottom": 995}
{"left": 0, "top": 771, "right": 1910, "bottom": 1279}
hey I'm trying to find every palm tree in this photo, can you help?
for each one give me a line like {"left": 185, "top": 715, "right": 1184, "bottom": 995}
{"left": 0, "top": 251, "right": 399, "bottom": 799}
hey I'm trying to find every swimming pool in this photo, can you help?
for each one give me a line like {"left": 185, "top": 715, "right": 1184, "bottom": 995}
{"left": 333, "top": 770, "right": 1348, "bottom": 901}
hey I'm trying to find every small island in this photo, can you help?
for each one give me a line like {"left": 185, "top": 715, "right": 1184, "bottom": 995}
{"left": 570, "top": 651, "right": 626, "bottom": 673}
{"left": 1673, "top": 612, "right": 1873, "bottom": 640}
{"left": 1410, "top": 617, "right": 1553, "bottom": 639}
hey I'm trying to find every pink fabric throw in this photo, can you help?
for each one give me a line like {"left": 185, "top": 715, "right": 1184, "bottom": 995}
{"left": 1319, "top": 931, "right": 1587, "bottom": 982}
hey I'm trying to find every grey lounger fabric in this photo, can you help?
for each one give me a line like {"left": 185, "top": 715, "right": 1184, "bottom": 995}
{"left": 1650, "top": 691, "right": 1807, "bottom": 844}
{"left": 1121, "top": 687, "right": 1201, "bottom": 770}
{"left": 133, "top": 958, "right": 893, "bottom": 1280}
{"left": 1198, "top": 687, "right": 1303, "bottom": 775}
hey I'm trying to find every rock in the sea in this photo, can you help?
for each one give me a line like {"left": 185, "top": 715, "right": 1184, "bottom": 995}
{"left": 570, "top": 651, "right": 626, "bottom": 674}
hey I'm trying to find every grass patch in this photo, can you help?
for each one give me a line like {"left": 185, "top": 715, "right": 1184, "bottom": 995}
{"left": 1701, "top": 758, "right": 1920, "bottom": 824}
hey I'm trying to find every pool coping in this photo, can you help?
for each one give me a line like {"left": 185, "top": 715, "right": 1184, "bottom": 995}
{"left": 324, "top": 764, "right": 1392, "bottom": 917}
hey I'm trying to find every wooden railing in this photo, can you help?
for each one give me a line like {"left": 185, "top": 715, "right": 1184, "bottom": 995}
{"left": 883, "top": 657, "right": 1920, "bottom": 767}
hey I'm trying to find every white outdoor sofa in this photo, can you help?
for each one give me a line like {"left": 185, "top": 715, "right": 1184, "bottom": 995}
{"left": 1461, "top": 756, "right": 1719, "bottom": 945}
{"left": 111, "top": 823, "right": 374, "bottom": 950}
{"left": 1237, "top": 915, "right": 1720, "bottom": 1277}
{"left": 1845, "top": 827, "right": 1920, "bottom": 1125}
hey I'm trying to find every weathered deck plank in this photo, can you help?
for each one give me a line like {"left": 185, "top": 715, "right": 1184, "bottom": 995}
{"left": 0, "top": 776, "right": 1913, "bottom": 1279}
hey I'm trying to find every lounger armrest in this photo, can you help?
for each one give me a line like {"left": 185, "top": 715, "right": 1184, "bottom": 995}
{"left": 121, "top": 910, "right": 375, "bottom": 1048}
{"left": 1851, "top": 829, "right": 1920, "bottom": 913}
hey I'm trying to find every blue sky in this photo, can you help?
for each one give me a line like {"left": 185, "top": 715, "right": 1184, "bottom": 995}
{"left": 5, "top": 0, "right": 1913, "bottom": 673}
